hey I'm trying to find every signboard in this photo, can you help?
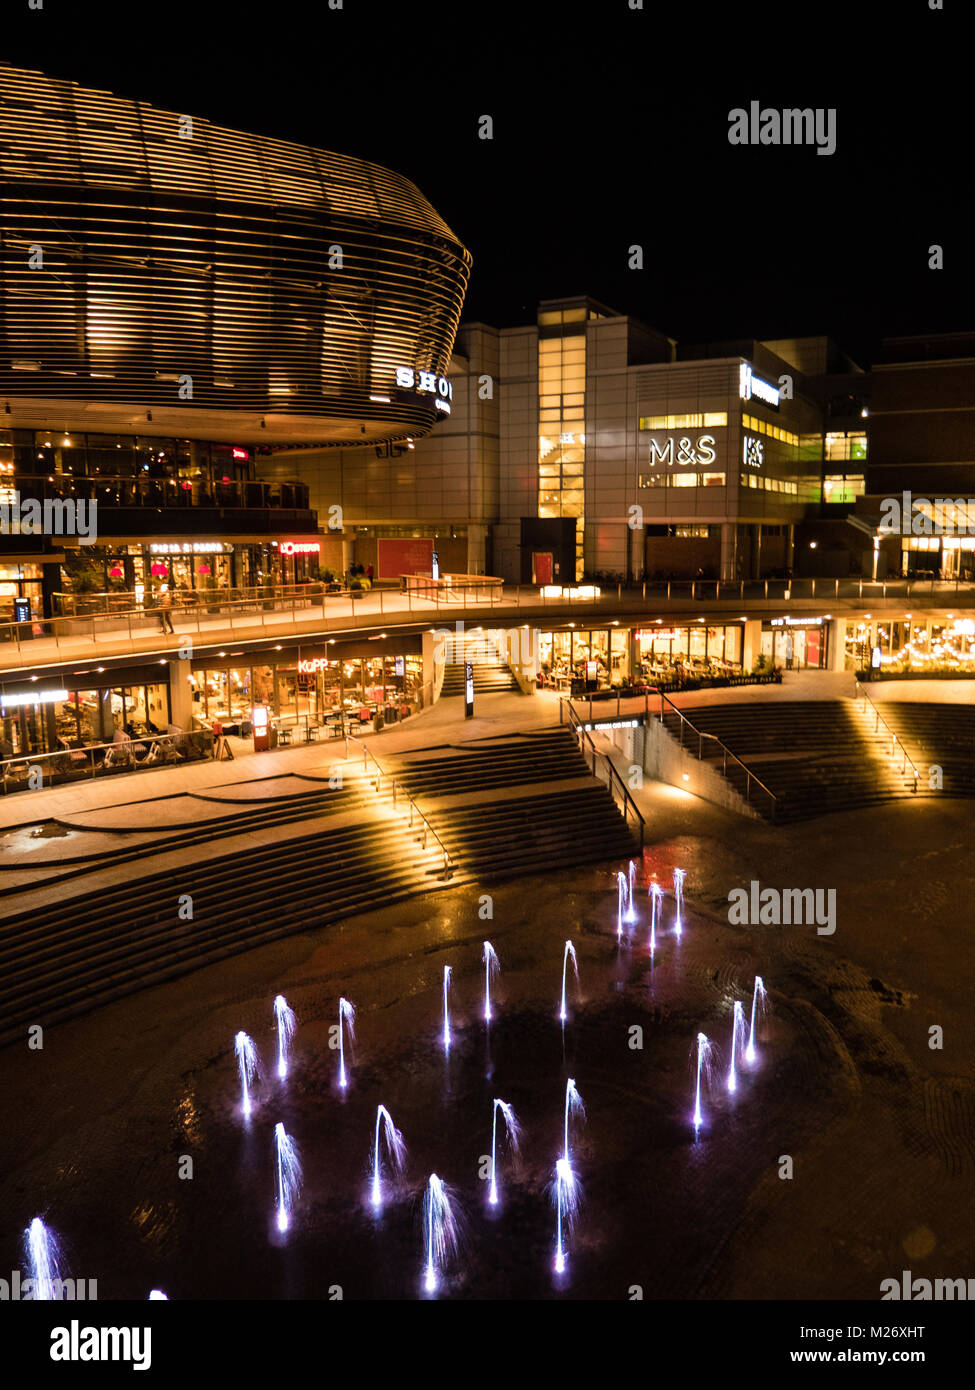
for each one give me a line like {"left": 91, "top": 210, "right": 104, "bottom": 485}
{"left": 431, "top": 549, "right": 439, "bottom": 581}
{"left": 647, "top": 433, "right": 717, "bottom": 467}
{"left": 394, "top": 366, "right": 453, "bottom": 415}
{"left": 739, "top": 362, "right": 781, "bottom": 409}
{"left": 871, "top": 645, "right": 882, "bottom": 669}
{"left": 377, "top": 536, "right": 435, "bottom": 580}
{"left": 279, "top": 541, "right": 321, "bottom": 556}
{"left": 770, "top": 616, "right": 825, "bottom": 628}
{"left": 465, "top": 661, "right": 474, "bottom": 719}
{"left": 742, "top": 436, "right": 764, "bottom": 468}
{"left": 0, "top": 687, "right": 68, "bottom": 710}
{"left": 252, "top": 704, "right": 270, "bottom": 752}
{"left": 394, "top": 656, "right": 405, "bottom": 677}
{"left": 13, "top": 597, "right": 30, "bottom": 624}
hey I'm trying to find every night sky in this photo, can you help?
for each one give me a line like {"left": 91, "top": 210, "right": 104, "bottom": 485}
{"left": 2, "top": 0, "right": 965, "bottom": 368}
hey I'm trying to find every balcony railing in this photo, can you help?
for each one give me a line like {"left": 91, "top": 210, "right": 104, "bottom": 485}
{"left": 10, "top": 474, "right": 310, "bottom": 510}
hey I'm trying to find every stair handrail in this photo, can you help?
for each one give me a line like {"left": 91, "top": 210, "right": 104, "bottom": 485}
{"left": 344, "top": 733, "right": 453, "bottom": 874}
{"left": 853, "top": 681, "right": 920, "bottom": 792}
{"left": 561, "top": 700, "right": 645, "bottom": 848}
{"left": 655, "top": 690, "right": 779, "bottom": 820}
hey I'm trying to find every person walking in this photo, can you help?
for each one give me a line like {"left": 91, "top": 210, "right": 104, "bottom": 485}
{"left": 157, "top": 585, "right": 175, "bottom": 634}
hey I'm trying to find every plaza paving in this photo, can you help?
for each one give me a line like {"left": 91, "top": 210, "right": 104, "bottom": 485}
{"left": 0, "top": 771, "right": 971, "bottom": 1298}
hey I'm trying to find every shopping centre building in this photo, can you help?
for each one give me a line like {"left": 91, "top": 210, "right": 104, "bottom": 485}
{"left": 288, "top": 295, "right": 872, "bottom": 588}
{"left": 0, "top": 62, "right": 469, "bottom": 758}
{"left": 3, "top": 65, "right": 975, "bottom": 774}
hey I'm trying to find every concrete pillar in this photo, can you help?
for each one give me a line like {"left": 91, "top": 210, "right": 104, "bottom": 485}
{"left": 720, "top": 522, "right": 737, "bottom": 582}
{"left": 753, "top": 524, "right": 763, "bottom": 579}
{"left": 467, "top": 523, "right": 488, "bottom": 575}
{"left": 169, "top": 658, "right": 194, "bottom": 729}
{"left": 828, "top": 620, "right": 847, "bottom": 671}
{"left": 742, "top": 618, "right": 762, "bottom": 672}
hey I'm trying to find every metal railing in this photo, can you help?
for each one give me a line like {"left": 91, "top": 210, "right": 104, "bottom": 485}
{"left": 561, "top": 699, "right": 645, "bottom": 848}
{"left": 343, "top": 733, "right": 453, "bottom": 878}
{"left": 1, "top": 728, "right": 214, "bottom": 795}
{"left": 8, "top": 572, "right": 975, "bottom": 661}
{"left": 853, "top": 680, "right": 920, "bottom": 791}
{"left": 657, "top": 691, "right": 779, "bottom": 820}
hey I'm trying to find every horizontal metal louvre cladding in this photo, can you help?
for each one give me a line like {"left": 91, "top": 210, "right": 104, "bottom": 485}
{"left": 0, "top": 65, "right": 471, "bottom": 434}
{"left": 634, "top": 362, "right": 736, "bottom": 407}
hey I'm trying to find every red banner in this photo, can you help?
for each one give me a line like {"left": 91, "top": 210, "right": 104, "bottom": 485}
{"left": 377, "top": 536, "right": 434, "bottom": 579}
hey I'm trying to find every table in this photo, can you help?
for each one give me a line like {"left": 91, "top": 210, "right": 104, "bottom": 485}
{"left": 277, "top": 726, "right": 293, "bottom": 746}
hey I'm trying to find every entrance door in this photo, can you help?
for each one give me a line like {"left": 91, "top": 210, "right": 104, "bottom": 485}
{"left": 532, "top": 552, "right": 554, "bottom": 585}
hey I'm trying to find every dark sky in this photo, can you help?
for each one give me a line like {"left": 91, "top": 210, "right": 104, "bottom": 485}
{"left": 2, "top": 0, "right": 966, "bottom": 368}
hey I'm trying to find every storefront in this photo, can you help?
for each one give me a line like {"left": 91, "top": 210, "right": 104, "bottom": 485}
{"left": 843, "top": 615, "right": 975, "bottom": 672}
{"left": 635, "top": 623, "right": 743, "bottom": 679}
{"left": 0, "top": 561, "right": 46, "bottom": 623}
{"left": 761, "top": 617, "right": 829, "bottom": 670}
{"left": 56, "top": 537, "right": 322, "bottom": 609}
{"left": 0, "top": 664, "right": 171, "bottom": 758}
{"left": 538, "top": 622, "right": 745, "bottom": 689}
{"left": 189, "top": 639, "right": 424, "bottom": 731}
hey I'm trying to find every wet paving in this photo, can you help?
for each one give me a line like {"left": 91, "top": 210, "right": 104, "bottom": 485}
{"left": 2, "top": 824, "right": 973, "bottom": 1300}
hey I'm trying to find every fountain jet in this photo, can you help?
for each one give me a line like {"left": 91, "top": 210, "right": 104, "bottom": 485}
{"left": 337, "top": 997, "right": 356, "bottom": 1089}
{"left": 626, "top": 859, "right": 638, "bottom": 923}
{"left": 552, "top": 1156, "right": 581, "bottom": 1275}
{"left": 649, "top": 881, "right": 663, "bottom": 957}
{"left": 563, "top": 1077, "right": 586, "bottom": 1164}
{"left": 273, "top": 994, "right": 297, "bottom": 1080}
{"left": 488, "top": 1099, "right": 522, "bottom": 1206}
{"left": 234, "top": 1031, "right": 260, "bottom": 1119}
{"left": 23, "top": 1217, "right": 63, "bottom": 1301}
{"left": 273, "top": 1122, "right": 302, "bottom": 1234}
{"left": 617, "top": 871, "right": 628, "bottom": 943}
{"left": 559, "top": 940, "right": 579, "bottom": 1023}
{"left": 422, "top": 1174, "right": 459, "bottom": 1293}
{"left": 727, "top": 1000, "right": 746, "bottom": 1094}
{"left": 746, "top": 975, "right": 767, "bottom": 1064}
{"left": 693, "top": 1032, "right": 715, "bottom": 1131}
{"left": 442, "top": 966, "right": 452, "bottom": 1052}
{"left": 673, "top": 867, "right": 686, "bottom": 938}
{"left": 371, "top": 1105, "right": 407, "bottom": 1210}
{"left": 482, "top": 942, "right": 500, "bottom": 1022}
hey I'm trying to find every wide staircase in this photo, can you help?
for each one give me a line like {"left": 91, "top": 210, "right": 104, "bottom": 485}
{"left": 660, "top": 699, "right": 918, "bottom": 822}
{"left": 384, "top": 728, "right": 638, "bottom": 879}
{"left": 0, "top": 728, "right": 635, "bottom": 1045}
{"left": 440, "top": 654, "right": 520, "bottom": 695}
{"left": 868, "top": 701, "right": 975, "bottom": 796}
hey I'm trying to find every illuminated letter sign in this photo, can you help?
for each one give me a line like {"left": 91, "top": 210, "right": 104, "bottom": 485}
{"left": 743, "top": 436, "right": 764, "bottom": 468}
{"left": 279, "top": 541, "right": 321, "bottom": 555}
{"left": 297, "top": 658, "right": 329, "bottom": 674}
{"left": 394, "top": 366, "right": 453, "bottom": 414}
{"left": 648, "top": 434, "right": 717, "bottom": 466}
{"left": 739, "top": 363, "right": 780, "bottom": 409}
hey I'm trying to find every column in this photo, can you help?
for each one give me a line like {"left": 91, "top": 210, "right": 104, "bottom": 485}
{"left": 720, "top": 522, "right": 737, "bottom": 582}
{"left": 168, "top": 658, "right": 194, "bottom": 729}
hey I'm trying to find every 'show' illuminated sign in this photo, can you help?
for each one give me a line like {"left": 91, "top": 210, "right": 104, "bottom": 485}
{"left": 395, "top": 367, "right": 453, "bottom": 414}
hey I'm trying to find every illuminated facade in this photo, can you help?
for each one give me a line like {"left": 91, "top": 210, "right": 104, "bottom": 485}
{"left": 0, "top": 64, "right": 471, "bottom": 616}
{"left": 0, "top": 64, "right": 470, "bottom": 447}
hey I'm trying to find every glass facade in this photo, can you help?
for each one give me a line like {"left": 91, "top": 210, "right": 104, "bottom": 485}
{"left": 538, "top": 317, "right": 586, "bottom": 579}
{"left": 190, "top": 654, "right": 423, "bottom": 731}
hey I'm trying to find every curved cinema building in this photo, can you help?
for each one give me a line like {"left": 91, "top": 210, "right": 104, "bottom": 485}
{"left": 0, "top": 64, "right": 471, "bottom": 446}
